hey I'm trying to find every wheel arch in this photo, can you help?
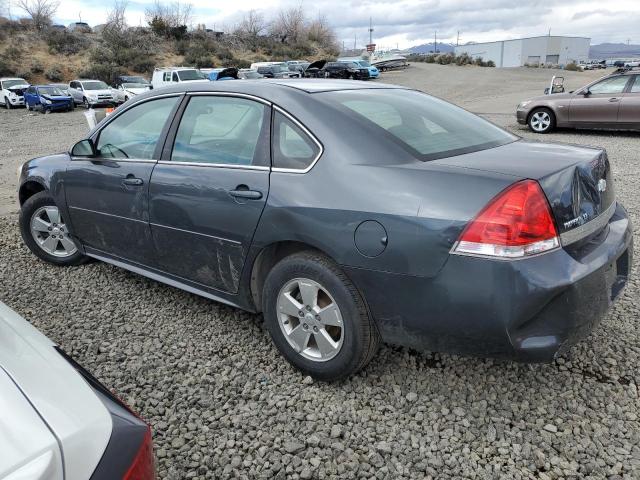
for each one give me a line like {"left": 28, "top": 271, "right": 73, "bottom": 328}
{"left": 19, "top": 180, "right": 47, "bottom": 206}
{"left": 526, "top": 105, "right": 557, "bottom": 124}
{"left": 250, "top": 241, "right": 326, "bottom": 312}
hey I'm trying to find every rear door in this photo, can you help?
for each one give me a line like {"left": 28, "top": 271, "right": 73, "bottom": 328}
{"left": 569, "top": 75, "right": 632, "bottom": 125}
{"left": 148, "top": 93, "right": 271, "bottom": 293}
{"left": 618, "top": 75, "right": 640, "bottom": 127}
{"left": 65, "top": 95, "right": 181, "bottom": 265}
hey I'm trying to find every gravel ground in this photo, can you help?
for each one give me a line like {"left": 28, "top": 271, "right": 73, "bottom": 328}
{"left": 0, "top": 65, "right": 639, "bottom": 479}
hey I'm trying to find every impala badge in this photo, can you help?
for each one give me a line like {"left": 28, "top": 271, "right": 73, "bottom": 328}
{"left": 598, "top": 179, "right": 607, "bottom": 192}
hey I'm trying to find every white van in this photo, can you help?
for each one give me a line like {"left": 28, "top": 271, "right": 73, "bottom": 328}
{"left": 151, "top": 67, "right": 208, "bottom": 89}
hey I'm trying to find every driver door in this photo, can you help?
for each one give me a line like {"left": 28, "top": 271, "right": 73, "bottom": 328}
{"left": 64, "top": 95, "right": 181, "bottom": 265}
{"left": 569, "top": 75, "right": 632, "bottom": 126}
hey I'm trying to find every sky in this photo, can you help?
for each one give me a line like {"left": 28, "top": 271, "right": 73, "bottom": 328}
{"left": 11, "top": 0, "right": 640, "bottom": 49}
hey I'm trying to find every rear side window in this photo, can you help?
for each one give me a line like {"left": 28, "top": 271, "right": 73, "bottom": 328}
{"left": 96, "top": 97, "right": 178, "bottom": 159}
{"left": 272, "top": 111, "right": 320, "bottom": 171}
{"left": 171, "top": 96, "right": 268, "bottom": 167}
{"left": 323, "top": 89, "right": 515, "bottom": 161}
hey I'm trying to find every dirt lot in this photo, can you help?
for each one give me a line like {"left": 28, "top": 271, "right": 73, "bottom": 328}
{"left": 0, "top": 65, "right": 639, "bottom": 479}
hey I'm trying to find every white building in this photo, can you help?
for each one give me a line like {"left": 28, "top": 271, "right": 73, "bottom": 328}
{"left": 454, "top": 36, "right": 590, "bottom": 67}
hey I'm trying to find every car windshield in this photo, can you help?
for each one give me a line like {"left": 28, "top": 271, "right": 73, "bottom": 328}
{"left": 178, "top": 70, "right": 202, "bottom": 81}
{"left": 122, "top": 77, "right": 149, "bottom": 84}
{"left": 323, "top": 89, "right": 516, "bottom": 161}
{"left": 358, "top": 61, "right": 371, "bottom": 67}
{"left": 122, "top": 83, "right": 149, "bottom": 88}
{"left": 270, "top": 65, "right": 285, "bottom": 73}
{"left": 3, "top": 79, "right": 27, "bottom": 88}
{"left": 242, "top": 72, "right": 262, "bottom": 79}
{"left": 38, "top": 86, "right": 64, "bottom": 96}
{"left": 82, "top": 81, "right": 109, "bottom": 90}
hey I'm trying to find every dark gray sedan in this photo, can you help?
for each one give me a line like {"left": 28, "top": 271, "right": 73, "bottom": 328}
{"left": 18, "top": 80, "right": 633, "bottom": 381}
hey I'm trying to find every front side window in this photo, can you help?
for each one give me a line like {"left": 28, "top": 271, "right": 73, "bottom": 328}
{"left": 96, "top": 97, "right": 178, "bottom": 159}
{"left": 172, "top": 72, "right": 179, "bottom": 82}
{"left": 588, "top": 76, "right": 630, "bottom": 95}
{"left": 321, "top": 89, "right": 516, "bottom": 161}
{"left": 171, "top": 96, "right": 268, "bottom": 166}
{"left": 272, "top": 111, "right": 320, "bottom": 170}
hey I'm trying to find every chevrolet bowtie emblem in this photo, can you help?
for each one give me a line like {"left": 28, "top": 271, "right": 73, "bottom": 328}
{"left": 597, "top": 179, "right": 607, "bottom": 192}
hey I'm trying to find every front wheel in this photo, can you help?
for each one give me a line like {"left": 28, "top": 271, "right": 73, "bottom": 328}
{"left": 19, "top": 191, "right": 87, "bottom": 266}
{"left": 262, "top": 251, "right": 380, "bottom": 381}
{"left": 4, "top": 97, "right": 11, "bottom": 109}
{"left": 528, "top": 108, "right": 555, "bottom": 134}
{"left": 83, "top": 97, "right": 90, "bottom": 109}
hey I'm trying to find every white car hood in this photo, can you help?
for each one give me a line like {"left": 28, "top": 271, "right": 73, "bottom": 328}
{"left": 0, "top": 302, "right": 112, "bottom": 480}
{"left": 124, "top": 87, "right": 151, "bottom": 96}
{"left": 85, "top": 89, "right": 112, "bottom": 96}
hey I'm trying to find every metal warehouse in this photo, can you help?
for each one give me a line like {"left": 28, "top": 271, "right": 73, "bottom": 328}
{"left": 454, "top": 36, "right": 590, "bottom": 67}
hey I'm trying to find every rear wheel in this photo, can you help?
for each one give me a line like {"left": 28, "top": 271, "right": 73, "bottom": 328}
{"left": 19, "top": 191, "right": 87, "bottom": 266}
{"left": 262, "top": 251, "right": 380, "bottom": 381}
{"left": 5, "top": 97, "right": 11, "bottom": 109}
{"left": 528, "top": 108, "right": 555, "bottom": 134}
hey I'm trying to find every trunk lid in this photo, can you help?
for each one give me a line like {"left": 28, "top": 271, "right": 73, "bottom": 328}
{"left": 432, "top": 140, "right": 615, "bottom": 244}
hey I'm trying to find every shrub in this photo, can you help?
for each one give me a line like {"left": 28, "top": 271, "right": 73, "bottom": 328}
{"left": 79, "top": 63, "right": 126, "bottom": 84}
{"left": 0, "top": 56, "right": 14, "bottom": 76}
{"left": 5, "top": 44, "right": 23, "bottom": 61}
{"left": 15, "top": 70, "right": 32, "bottom": 81}
{"left": 30, "top": 60, "right": 44, "bottom": 74}
{"left": 45, "top": 66, "right": 63, "bottom": 81}
{"left": 565, "top": 62, "right": 579, "bottom": 71}
{"left": 45, "top": 30, "right": 89, "bottom": 55}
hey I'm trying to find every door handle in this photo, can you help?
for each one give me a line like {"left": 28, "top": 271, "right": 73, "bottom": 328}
{"left": 229, "top": 185, "right": 262, "bottom": 200}
{"left": 609, "top": 97, "right": 620, "bottom": 102}
{"left": 122, "top": 175, "right": 144, "bottom": 186}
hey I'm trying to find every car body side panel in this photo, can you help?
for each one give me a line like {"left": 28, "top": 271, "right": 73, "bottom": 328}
{"left": 0, "top": 302, "right": 112, "bottom": 480}
{"left": 0, "top": 368, "right": 64, "bottom": 480}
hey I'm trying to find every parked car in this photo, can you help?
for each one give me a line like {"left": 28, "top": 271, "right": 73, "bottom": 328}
{"left": 151, "top": 67, "right": 209, "bottom": 89}
{"left": 112, "top": 76, "right": 152, "bottom": 103}
{"left": 323, "top": 62, "right": 370, "bottom": 80}
{"left": 338, "top": 58, "right": 380, "bottom": 79}
{"left": 287, "top": 60, "right": 310, "bottom": 74}
{"left": 517, "top": 68, "right": 640, "bottom": 133}
{"left": 0, "top": 301, "right": 155, "bottom": 478}
{"left": 238, "top": 69, "right": 264, "bottom": 80}
{"left": 50, "top": 23, "right": 67, "bottom": 31}
{"left": 303, "top": 60, "right": 327, "bottom": 78}
{"left": 256, "top": 64, "right": 299, "bottom": 79}
{"left": 202, "top": 67, "right": 238, "bottom": 81}
{"left": 24, "top": 84, "right": 74, "bottom": 113}
{"left": 68, "top": 79, "right": 116, "bottom": 108}
{"left": 18, "top": 81, "right": 632, "bottom": 381}
{"left": 0, "top": 77, "right": 29, "bottom": 108}
{"left": 67, "top": 21, "right": 92, "bottom": 32}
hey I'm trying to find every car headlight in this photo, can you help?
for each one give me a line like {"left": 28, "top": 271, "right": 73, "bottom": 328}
{"left": 8, "top": 91, "right": 17, "bottom": 98}
{"left": 43, "top": 98, "right": 52, "bottom": 104}
{"left": 87, "top": 93, "right": 97, "bottom": 99}
{"left": 518, "top": 100, "right": 532, "bottom": 109}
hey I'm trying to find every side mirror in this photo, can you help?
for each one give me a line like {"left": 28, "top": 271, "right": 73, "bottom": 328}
{"left": 71, "top": 139, "right": 97, "bottom": 157}
{"left": 583, "top": 89, "right": 591, "bottom": 96}
{"left": 149, "top": 85, "right": 153, "bottom": 90}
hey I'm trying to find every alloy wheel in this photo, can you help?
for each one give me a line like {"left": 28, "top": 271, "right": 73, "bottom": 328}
{"left": 276, "top": 278, "right": 344, "bottom": 362}
{"left": 530, "top": 111, "right": 551, "bottom": 132}
{"left": 30, "top": 206, "right": 77, "bottom": 257}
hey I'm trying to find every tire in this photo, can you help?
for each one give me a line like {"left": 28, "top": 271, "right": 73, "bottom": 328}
{"left": 528, "top": 108, "right": 555, "bottom": 134}
{"left": 83, "top": 97, "right": 90, "bottom": 109}
{"left": 25, "top": 102, "right": 31, "bottom": 111}
{"left": 262, "top": 251, "right": 380, "bottom": 381}
{"left": 5, "top": 97, "right": 11, "bottom": 109}
{"left": 19, "top": 191, "right": 87, "bottom": 266}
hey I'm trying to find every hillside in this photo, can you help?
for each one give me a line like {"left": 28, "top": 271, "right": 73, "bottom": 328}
{"left": 0, "top": 17, "right": 339, "bottom": 84}
{"left": 408, "top": 42, "right": 455, "bottom": 54}
{"left": 589, "top": 42, "right": 640, "bottom": 58}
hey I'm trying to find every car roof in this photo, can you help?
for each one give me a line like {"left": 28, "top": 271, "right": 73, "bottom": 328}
{"left": 147, "top": 79, "right": 404, "bottom": 97}
{"left": 1, "top": 77, "right": 27, "bottom": 81}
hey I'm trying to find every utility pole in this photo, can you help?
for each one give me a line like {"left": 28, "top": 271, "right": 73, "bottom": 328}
{"left": 354, "top": 34, "right": 357, "bottom": 50}
{"left": 548, "top": 28, "right": 551, "bottom": 36}
{"left": 434, "top": 31, "right": 437, "bottom": 53}
{"left": 369, "top": 17, "right": 374, "bottom": 45}
{"left": 627, "top": 38, "right": 631, "bottom": 45}
{"left": 456, "top": 31, "right": 460, "bottom": 46}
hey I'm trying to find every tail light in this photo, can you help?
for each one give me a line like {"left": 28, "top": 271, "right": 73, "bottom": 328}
{"left": 453, "top": 179, "right": 559, "bottom": 258}
{"left": 124, "top": 427, "right": 156, "bottom": 480}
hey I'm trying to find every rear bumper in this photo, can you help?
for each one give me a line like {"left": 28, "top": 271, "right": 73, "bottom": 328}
{"left": 345, "top": 203, "right": 633, "bottom": 362}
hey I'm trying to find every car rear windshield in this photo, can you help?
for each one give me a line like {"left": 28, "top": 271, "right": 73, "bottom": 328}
{"left": 323, "top": 89, "right": 516, "bottom": 161}
{"left": 3, "top": 79, "right": 27, "bottom": 88}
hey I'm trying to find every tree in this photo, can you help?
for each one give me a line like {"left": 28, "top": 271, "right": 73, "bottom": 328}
{"left": 233, "top": 10, "right": 266, "bottom": 49}
{"left": 16, "top": 0, "right": 59, "bottom": 30}
{"left": 270, "top": 6, "right": 304, "bottom": 44}
{"left": 145, "top": 0, "right": 192, "bottom": 38}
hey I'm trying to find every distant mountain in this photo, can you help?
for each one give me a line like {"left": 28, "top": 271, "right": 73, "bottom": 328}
{"left": 408, "top": 42, "right": 455, "bottom": 54}
{"left": 590, "top": 43, "right": 640, "bottom": 58}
